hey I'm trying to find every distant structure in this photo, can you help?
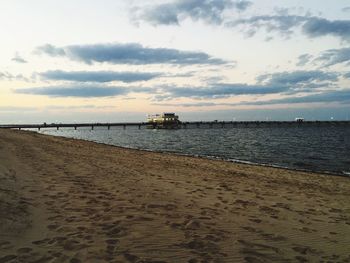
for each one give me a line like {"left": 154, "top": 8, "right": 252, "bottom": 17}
{"left": 147, "top": 113, "right": 181, "bottom": 129}
{"left": 295, "top": 117, "right": 304, "bottom": 122}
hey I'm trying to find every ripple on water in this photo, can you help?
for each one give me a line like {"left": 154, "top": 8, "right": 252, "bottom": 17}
{"left": 37, "top": 125, "right": 350, "bottom": 175}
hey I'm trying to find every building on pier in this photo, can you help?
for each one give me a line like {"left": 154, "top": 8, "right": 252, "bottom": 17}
{"left": 147, "top": 113, "right": 181, "bottom": 129}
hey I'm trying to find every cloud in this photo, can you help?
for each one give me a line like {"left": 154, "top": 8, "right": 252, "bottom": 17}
{"left": 13, "top": 83, "right": 159, "bottom": 98}
{"left": 153, "top": 90, "right": 350, "bottom": 107}
{"left": 132, "top": 0, "right": 252, "bottom": 26}
{"left": 11, "top": 53, "right": 27, "bottom": 63}
{"left": 257, "top": 70, "right": 339, "bottom": 85}
{"left": 342, "top": 7, "right": 350, "bottom": 12}
{"left": 13, "top": 69, "right": 341, "bottom": 101}
{"left": 153, "top": 70, "right": 339, "bottom": 100}
{"left": 0, "top": 105, "right": 115, "bottom": 113}
{"left": 35, "top": 43, "right": 225, "bottom": 65}
{"left": 234, "top": 0, "right": 252, "bottom": 11}
{"left": 14, "top": 84, "right": 128, "bottom": 98}
{"left": 0, "top": 71, "right": 27, "bottom": 81}
{"left": 15, "top": 81, "right": 288, "bottom": 100}
{"left": 46, "top": 105, "right": 114, "bottom": 110}
{"left": 314, "top": 47, "right": 350, "bottom": 67}
{"left": 296, "top": 54, "right": 313, "bottom": 66}
{"left": 38, "top": 70, "right": 162, "bottom": 83}
{"left": 227, "top": 15, "right": 350, "bottom": 41}
{"left": 132, "top": 3, "right": 350, "bottom": 42}
{"left": 227, "top": 15, "right": 307, "bottom": 38}
{"left": 163, "top": 83, "right": 288, "bottom": 99}
{"left": 239, "top": 90, "right": 350, "bottom": 105}
{"left": 302, "top": 17, "right": 350, "bottom": 41}
{"left": 344, "top": 72, "right": 350, "bottom": 79}
{"left": 34, "top": 44, "right": 66, "bottom": 57}
{"left": 0, "top": 106, "right": 37, "bottom": 112}
{"left": 152, "top": 102, "right": 224, "bottom": 107}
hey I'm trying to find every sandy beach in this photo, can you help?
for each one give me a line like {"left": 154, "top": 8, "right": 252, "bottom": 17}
{"left": 0, "top": 129, "right": 350, "bottom": 262}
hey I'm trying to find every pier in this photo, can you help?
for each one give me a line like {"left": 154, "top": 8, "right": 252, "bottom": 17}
{"left": 1, "top": 121, "right": 350, "bottom": 131}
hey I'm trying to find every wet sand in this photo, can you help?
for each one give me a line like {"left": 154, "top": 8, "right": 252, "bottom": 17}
{"left": 0, "top": 128, "right": 350, "bottom": 262}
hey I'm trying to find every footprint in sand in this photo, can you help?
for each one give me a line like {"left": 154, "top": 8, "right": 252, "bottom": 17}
{"left": 242, "top": 226, "right": 259, "bottom": 233}
{"left": 261, "top": 233, "right": 287, "bottom": 242}
{"left": 0, "top": 241, "right": 12, "bottom": 250}
{"left": 105, "top": 239, "right": 118, "bottom": 245}
{"left": 17, "top": 247, "right": 32, "bottom": 254}
{"left": 295, "top": 255, "right": 308, "bottom": 262}
{"left": 259, "top": 206, "right": 279, "bottom": 215}
{"left": 292, "top": 245, "right": 319, "bottom": 256}
{"left": 32, "top": 238, "right": 50, "bottom": 245}
{"left": 249, "top": 218, "right": 262, "bottom": 224}
{"left": 0, "top": 255, "right": 17, "bottom": 263}
{"left": 238, "top": 239, "right": 281, "bottom": 262}
{"left": 47, "top": 224, "right": 60, "bottom": 230}
{"left": 184, "top": 219, "right": 201, "bottom": 230}
{"left": 123, "top": 252, "right": 139, "bottom": 262}
{"left": 62, "top": 239, "right": 89, "bottom": 251}
{"left": 69, "top": 258, "right": 82, "bottom": 263}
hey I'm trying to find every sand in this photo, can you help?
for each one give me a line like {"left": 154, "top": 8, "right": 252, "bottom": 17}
{"left": 0, "top": 128, "right": 350, "bottom": 263}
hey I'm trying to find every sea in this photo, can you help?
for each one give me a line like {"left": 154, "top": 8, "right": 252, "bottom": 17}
{"left": 37, "top": 124, "right": 350, "bottom": 176}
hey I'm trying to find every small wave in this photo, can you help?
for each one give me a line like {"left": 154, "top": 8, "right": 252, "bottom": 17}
{"left": 293, "top": 161, "right": 315, "bottom": 168}
{"left": 35, "top": 128, "right": 347, "bottom": 177}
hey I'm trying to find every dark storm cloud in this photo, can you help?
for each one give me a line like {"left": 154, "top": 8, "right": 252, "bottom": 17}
{"left": 39, "top": 70, "right": 162, "bottom": 83}
{"left": 314, "top": 47, "right": 350, "bottom": 67}
{"left": 132, "top": 0, "right": 252, "bottom": 26}
{"left": 35, "top": 43, "right": 225, "bottom": 65}
{"left": 14, "top": 84, "right": 128, "bottom": 98}
{"left": 227, "top": 15, "right": 350, "bottom": 41}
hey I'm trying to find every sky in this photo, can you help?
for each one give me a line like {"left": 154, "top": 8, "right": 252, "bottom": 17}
{"left": 0, "top": 0, "right": 350, "bottom": 123}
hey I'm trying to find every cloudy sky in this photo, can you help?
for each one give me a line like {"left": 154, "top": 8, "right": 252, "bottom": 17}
{"left": 1, "top": 0, "right": 350, "bottom": 123}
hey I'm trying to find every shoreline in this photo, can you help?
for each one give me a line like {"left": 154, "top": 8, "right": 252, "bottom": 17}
{"left": 36, "top": 129, "right": 349, "bottom": 178}
{"left": 1, "top": 129, "right": 350, "bottom": 262}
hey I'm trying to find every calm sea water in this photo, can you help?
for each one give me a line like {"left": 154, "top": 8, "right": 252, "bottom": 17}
{"left": 38, "top": 125, "right": 350, "bottom": 176}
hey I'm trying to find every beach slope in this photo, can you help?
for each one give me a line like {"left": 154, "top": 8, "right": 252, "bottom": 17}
{"left": 0, "top": 129, "right": 350, "bottom": 262}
